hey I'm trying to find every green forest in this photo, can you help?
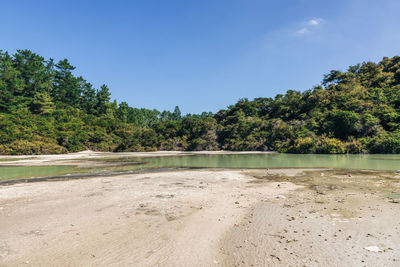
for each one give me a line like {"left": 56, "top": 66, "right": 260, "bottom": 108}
{"left": 1, "top": 50, "right": 399, "bottom": 154}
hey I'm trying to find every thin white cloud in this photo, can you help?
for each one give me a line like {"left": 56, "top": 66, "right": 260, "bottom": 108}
{"left": 295, "top": 28, "right": 310, "bottom": 35}
{"left": 294, "top": 18, "right": 325, "bottom": 36}
{"left": 308, "top": 18, "right": 324, "bottom": 26}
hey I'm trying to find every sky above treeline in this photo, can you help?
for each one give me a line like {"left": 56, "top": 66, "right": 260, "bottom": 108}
{"left": 1, "top": 0, "right": 400, "bottom": 114}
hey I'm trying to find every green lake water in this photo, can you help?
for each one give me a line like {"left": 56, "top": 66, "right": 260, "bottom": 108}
{"left": 0, "top": 165, "right": 76, "bottom": 180}
{"left": 0, "top": 153, "right": 399, "bottom": 181}
{"left": 142, "top": 153, "right": 400, "bottom": 171}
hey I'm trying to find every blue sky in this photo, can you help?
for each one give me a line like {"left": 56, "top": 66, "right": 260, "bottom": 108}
{"left": 2, "top": 0, "right": 400, "bottom": 114}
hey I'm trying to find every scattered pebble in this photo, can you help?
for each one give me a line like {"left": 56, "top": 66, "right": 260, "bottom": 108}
{"left": 364, "top": 246, "right": 382, "bottom": 252}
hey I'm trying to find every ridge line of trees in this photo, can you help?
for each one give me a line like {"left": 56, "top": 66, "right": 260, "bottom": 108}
{"left": 1, "top": 50, "right": 399, "bottom": 154}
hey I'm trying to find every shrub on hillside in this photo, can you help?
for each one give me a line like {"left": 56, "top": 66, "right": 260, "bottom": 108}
{"left": 316, "top": 136, "right": 346, "bottom": 154}
{"left": 0, "top": 140, "right": 67, "bottom": 155}
{"left": 287, "top": 137, "right": 317, "bottom": 153}
{"left": 367, "top": 132, "right": 400, "bottom": 153}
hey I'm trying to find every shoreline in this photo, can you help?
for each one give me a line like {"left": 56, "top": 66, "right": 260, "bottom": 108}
{"left": 0, "top": 166, "right": 392, "bottom": 186}
{"left": 1, "top": 151, "right": 399, "bottom": 185}
{"left": 0, "top": 150, "right": 277, "bottom": 159}
{"left": 0, "top": 150, "right": 276, "bottom": 167}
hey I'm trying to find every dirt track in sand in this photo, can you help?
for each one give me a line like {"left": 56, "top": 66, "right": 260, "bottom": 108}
{"left": 0, "top": 168, "right": 400, "bottom": 266}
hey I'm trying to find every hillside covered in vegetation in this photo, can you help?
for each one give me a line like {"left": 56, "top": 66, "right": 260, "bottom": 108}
{"left": 1, "top": 50, "right": 399, "bottom": 154}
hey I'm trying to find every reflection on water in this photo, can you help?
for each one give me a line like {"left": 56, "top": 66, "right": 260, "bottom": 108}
{"left": 144, "top": 154, "right": 400, "bottom": 171}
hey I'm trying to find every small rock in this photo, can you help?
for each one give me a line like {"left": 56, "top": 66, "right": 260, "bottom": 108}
{"left": 364, "top": 246, "right": 382, "bottom": 252}
{"left": 277, "top": 195, "right": 286, "bottom": 199}
{"left": 270, "top": 254, "right": 281, "bottom": 261}
{"left": 315, "top": 185, "right": 328, "bottom": 195}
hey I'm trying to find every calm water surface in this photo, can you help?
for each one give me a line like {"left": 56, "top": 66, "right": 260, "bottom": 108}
{"left": 0, "top": 165, "right": 75, "bottom": 180}
{"left": 144, "top": 154, "right": 400, "bottom": 171}
{"left": 1, "top": 153, "right": 399, "bottom": 181}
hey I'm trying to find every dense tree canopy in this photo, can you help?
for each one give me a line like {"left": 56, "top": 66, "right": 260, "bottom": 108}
{"left": 0, "top": 50, "right": 399, "bottom": 154}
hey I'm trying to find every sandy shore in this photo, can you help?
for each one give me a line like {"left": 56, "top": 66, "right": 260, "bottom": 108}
{"left": 1, "top": 167, "right": 399, "bottom": 266}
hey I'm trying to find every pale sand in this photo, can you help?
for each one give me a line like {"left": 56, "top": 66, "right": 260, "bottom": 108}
{"left": 0, "top": 168, "right": 399, "bottom": 266}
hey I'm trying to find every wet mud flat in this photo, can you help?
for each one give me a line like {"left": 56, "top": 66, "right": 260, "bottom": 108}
{"left": 0, "top": 168, "right": 399, "bottom": 266}
{"left": 220, "top": 169, "right": 400, "bottom": 266}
